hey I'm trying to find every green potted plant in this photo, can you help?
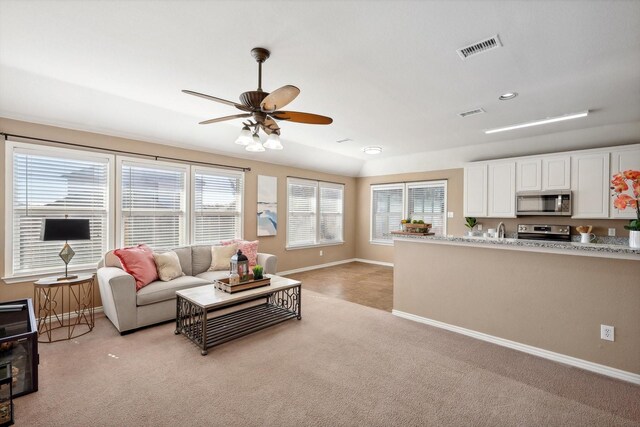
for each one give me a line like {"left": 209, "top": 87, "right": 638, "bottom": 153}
{"left": 252, "top": 264, "right": 264, "bottom": 280}
{"left": 611, "top": 170, "right": 640, "bottom": 248}
{"left": 464, "top": 217, "right": 477, "bottom": 237}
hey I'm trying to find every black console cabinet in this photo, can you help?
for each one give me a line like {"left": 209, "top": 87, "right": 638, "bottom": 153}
{"left": 0, "top": 299, "right": 38, "bottom": 397}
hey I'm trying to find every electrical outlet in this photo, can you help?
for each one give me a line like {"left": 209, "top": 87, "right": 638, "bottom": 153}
{"left": 608, "top": 228, "right": 616, "bottom": 237}
{"left": 601, "top": 325, "right": 614, "bottom": 341}
{"left": 319, "top": 250, "right": 323, "bottom": 256}
{"left": 477, "top": 224, "right": 483, "bottom": 231}
{"left": 447, "top": 212, "right": 454, "bottom": 218}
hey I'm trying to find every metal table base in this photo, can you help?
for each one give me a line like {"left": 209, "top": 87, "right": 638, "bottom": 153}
{"left": 175, "top": 285, "right": 301, "bottom": 355}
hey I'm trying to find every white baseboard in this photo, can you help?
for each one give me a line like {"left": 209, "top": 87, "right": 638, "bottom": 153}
{"left": 277, "top": 259, "right": 357, "bottom": 276}
{"left": 37, "top": 305, "right": 104, "bottom": 323}
{"left": 392, "top": 309, "right": 640, "bottom": 385}
{"left": 353, "top": 258, "right": 394, "bottom": 267}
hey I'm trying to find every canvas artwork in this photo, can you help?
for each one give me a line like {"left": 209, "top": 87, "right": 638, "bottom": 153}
{"left": 257, "top": 175, "right": 277, "bottom": 236}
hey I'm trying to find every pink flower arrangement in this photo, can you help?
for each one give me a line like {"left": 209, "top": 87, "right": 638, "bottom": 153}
{"left": 611, "top": 170, "right": 640, "bottom": 231}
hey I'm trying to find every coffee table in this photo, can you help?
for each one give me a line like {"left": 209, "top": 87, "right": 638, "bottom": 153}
{"left": 174, "top": 275, "right": 301, "bottom": 355}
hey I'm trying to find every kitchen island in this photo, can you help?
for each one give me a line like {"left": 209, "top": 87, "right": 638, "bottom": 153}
{"left": 393, "top": 235, "right": 640, "bottom": 382}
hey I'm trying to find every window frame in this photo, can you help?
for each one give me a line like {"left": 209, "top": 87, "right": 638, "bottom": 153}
{"left": 370, "top": 180, "right": 447, "bottom": 245}
{"left": 4, "top": 141, "right": 115, "bottom": 282}
{"left": 115, "top": 156, "right": 190, "bottom": 250}
{"left": 286, "top": 177, "right": 345, "bottom": 250}
{"left": 190, "top": 166, "right": 244, "bottom": 245}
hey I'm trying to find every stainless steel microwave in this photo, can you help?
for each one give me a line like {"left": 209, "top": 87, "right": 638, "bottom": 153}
{"left": 516, "top": 191, "right": 572, "bottom": 216}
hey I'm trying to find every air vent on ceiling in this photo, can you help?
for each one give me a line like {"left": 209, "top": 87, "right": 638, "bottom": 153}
{"left": 336, "top": 138, "right": 353, "bottom": 144}
{"left": 458, "top": 108, "right": 485, "bottom": 118}
{"left": 457, "top": 34, "right": 502, "bottom": 60}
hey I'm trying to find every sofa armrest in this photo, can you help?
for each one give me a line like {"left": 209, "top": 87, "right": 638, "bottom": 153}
{"left": 257, "top": 253, "right": 277, "bottom": 275}
{"left": 96, "top": 267, "right": 137, "bottom": 333}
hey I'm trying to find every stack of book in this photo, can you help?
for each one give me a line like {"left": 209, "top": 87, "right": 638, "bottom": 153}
{"left": 214, "top": 275, "right": 271, "bottom": 294}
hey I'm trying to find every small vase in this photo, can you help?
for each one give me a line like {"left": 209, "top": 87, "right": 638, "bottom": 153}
{"left": 630, "top": 230, "right": 640, "bottom": 249}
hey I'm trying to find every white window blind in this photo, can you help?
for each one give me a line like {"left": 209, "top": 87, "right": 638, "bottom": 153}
{"left": 371, "top": 184, "right": 404, "bottom": 243}
{"left": 319, "top": 183, "right": 344, "bottom": 243}
{"left": 10, "top": 147, "right": 110, "bottom": 276}
{"left": 287, "top": 178, "right": 345, "bottom": 248}
{"left": 193, "top": 168, "right": 243, "bottom": 244}
{"left": 407, "top": 181, "right": 447, "bottom": 236}
{"left": 121, "top": 161, "right": 186, "bottom": 249}
{"left": 287, "top": 178, "right": 317, "bottom": 248}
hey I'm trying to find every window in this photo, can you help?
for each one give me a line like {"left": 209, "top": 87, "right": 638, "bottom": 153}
{"left": 119, "top": 160, "right": 187, "bottom": 249}
{"left": 370, "top": 184, "right": 404, "bottom": 243}
{"left": 6, "top": 143, "right": 111, "bottom": 277}
{"left": 192, "top": 167, "right": 243, "bottom": 244}
{"left": 370, "top": 180, "right": 447, "bottom": 244}
{"left": 287, "top": 178, "right": 344, "bottom": 248}
{"left": 407, "top": 182, "right": 447, "bottom": 236}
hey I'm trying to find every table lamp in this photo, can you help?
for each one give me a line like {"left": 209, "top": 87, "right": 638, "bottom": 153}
{"left": 42, "top": 218, "right": 91, "bottom": 280}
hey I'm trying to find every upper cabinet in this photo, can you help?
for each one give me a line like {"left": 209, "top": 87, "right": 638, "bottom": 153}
{"left": 463, "top": 163, "right": 487, "bottom": 217}
{"left": 610, "top": 147, "right": 640, "bottom": 219}
{"left": 517, "top": 156, "right": 570, "bottom": 191}
{"left": 542, "top": 156, "right": 571, "bottom": 190}
{"left": 571, "top": 152, "right": 610, "bottom": 219}
{"left": 516, "top": 159, "right": 542, "bottom": 191}
{"left": 487, "top": 161, "right": 516, "bottom": 217}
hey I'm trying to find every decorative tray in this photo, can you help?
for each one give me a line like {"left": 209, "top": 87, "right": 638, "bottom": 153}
{"left": 214, "top": 276, "right": 271, "bottom": 294}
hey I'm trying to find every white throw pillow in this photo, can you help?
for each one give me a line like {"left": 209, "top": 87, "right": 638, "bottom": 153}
{"left": 152, "top": 251, "right": 184, "bottom": 282}
{"left": 209, "top": 244, "right": 238, "bottom": 271}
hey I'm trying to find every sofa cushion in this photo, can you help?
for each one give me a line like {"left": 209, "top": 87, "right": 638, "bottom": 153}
{"left": 136, "top": 276, "right": 210, "bottom": 306}
{"left": 222, "top": 240, "right": 259, "bottom": 267}
{"left": 114, "top": 244, "right": 158, "bottom": 291}
{"left": 209, "top": 244, "right": 237, "bottom": 271}
{"left": 196, "top": 270, "right": 230, "bottom": 282}
{"left": 171, "top": 246, "right": 192, "bottom": 276}
{"left": 191, "top": 245, "right": 213, "bottom": 276}
{"left": 153, "top": 251, "right": 184, "bottom": 282}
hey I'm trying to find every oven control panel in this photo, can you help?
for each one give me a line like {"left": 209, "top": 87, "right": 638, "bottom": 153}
{"left": 517, "top": 224, "right": 570, "bottom": 235}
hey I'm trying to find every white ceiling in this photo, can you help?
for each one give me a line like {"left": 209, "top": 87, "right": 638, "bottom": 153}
{"left": 1, "top": 0, "right": 639, "bottom": 177}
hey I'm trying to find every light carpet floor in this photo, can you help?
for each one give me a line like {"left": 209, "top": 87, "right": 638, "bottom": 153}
{"left": 18, "top": 290, "right": 640, "bottom": 426}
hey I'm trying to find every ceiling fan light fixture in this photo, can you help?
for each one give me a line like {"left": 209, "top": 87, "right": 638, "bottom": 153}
{"left": 245, "top": 133, "right": 265, "bottom": 152}
{"left": 235, "top": 126, "right": 252, "bottom": 145}
{"left": 363, "top": 146, "right": 383, "bottom": 155}
{"left": 263, "top": 133, "right": 283, "bottom": 150}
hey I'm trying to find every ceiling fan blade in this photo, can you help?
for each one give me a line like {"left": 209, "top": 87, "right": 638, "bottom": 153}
{"left": 183, "top": 89, "right": 251, "bottom": 111}
{"left": 199, "top": 113, "right": 251, "bottom": 125}
{"left": 262, "top": 117, "right": 281, "bottom": 134}
{"left": 260, "top": 85, "right": 300, "bottom": 112}
{"left": 270, "top": 111, "right": 333, "bottom": 125}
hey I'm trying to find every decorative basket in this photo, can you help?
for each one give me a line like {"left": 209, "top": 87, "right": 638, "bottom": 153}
{"left": 402, "top": 223, "right": 432, "bottom": 233}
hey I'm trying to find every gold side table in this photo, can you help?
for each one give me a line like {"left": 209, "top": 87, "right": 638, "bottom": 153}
{"left": 33, "top": 274, "right": 95, "bottom": 343}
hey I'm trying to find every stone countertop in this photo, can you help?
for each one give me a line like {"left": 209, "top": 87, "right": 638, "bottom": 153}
{"left": 393, "top": 234, "right": 640, "bottom": 260}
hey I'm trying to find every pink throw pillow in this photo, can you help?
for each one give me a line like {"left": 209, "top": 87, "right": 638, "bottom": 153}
{"left": 222, "top": 239, "right": 259, "bottom": 267}
{"left": 113, "top": 244, "right": 159, "bottom": 291}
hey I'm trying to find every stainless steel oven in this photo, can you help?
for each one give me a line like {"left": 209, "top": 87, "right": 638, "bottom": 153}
{"left": 516, "top": 191, "right": 571, "bottom": 216}
{"left": 516, "top": 224, "right": 571, "bottom": 242}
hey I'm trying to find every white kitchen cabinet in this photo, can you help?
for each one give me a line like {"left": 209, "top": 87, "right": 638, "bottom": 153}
{"left": 571, "top": 152, "right": 610, "bottom": 218}
{"left": 610, "top": 148, "right": 640, "bottom": 219}
{"left": 516, "top": 159, "right": 542, "bottom": 191}
{"left": 542, "top": 156, "right": 571, "bottom": 190}
{"left": 464, "top": 163, "right": 488, "bottom": 217}
{"left": 487, "top": 161, "right": 516, "bottom": 218}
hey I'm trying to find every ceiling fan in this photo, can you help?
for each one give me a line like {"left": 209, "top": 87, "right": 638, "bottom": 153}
{"left": 183, "top": 47, "right": 333, "bottom": 151}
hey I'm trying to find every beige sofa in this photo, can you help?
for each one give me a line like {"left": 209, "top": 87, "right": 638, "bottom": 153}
{"left": 96, "top": 245, "right": 277, "bottom": 333}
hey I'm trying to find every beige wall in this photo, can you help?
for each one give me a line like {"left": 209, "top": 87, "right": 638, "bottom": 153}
{"left": 354, "top": 169, "right": 465, "bottom": 263}
{"left": 0, "top": 118, "right": 356, "bottom": 304}
{"left": 394, "top": 239, "right": 640, "bottom": 374}
{"left": 354, "top": 169, "right": 632, "bottom": 264}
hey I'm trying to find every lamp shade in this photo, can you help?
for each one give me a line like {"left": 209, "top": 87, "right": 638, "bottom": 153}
{"left": 42, "top": 218, "right": 91, "bottom": 241}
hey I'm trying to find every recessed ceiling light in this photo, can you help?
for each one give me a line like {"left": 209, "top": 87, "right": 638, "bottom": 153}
{"left": 499, "top": 92, "right": 518, "bottom": 100}
{"left": 363, "top": 146, "right": 382, "bottom": 155}
{"left": 484, "top": 111, "right": 589, "bottom": 134}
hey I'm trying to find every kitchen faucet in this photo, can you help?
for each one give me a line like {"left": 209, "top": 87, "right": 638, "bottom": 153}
{"left": 497, "top": 222, "right": 506, "bottom": 239}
